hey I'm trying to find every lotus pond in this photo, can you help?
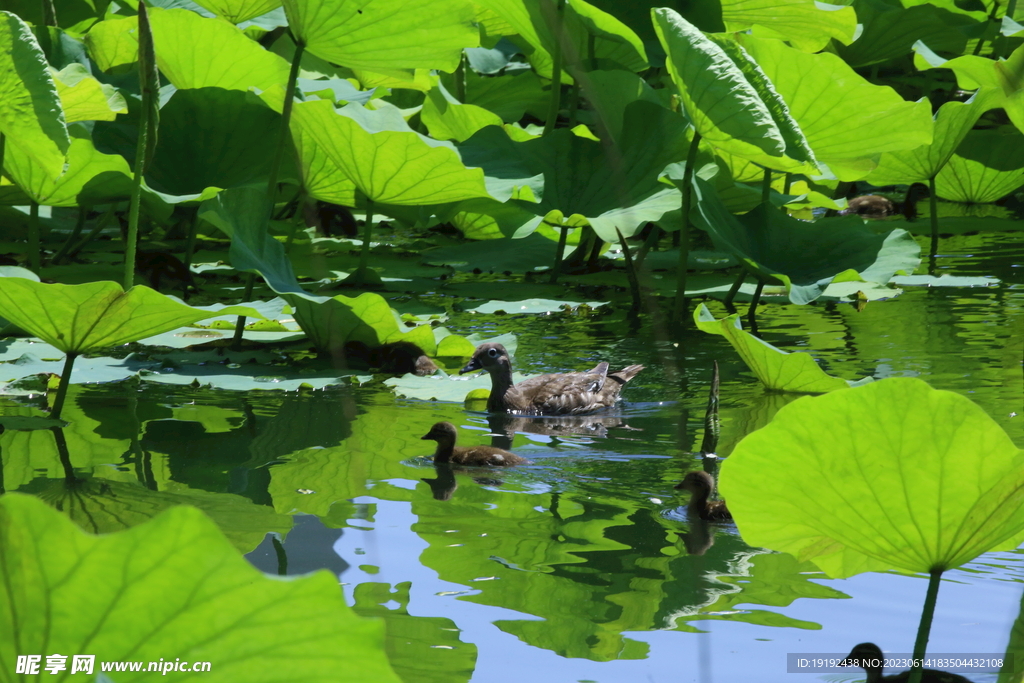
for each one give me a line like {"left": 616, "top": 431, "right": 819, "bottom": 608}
{"left": 3, "top": 0, "right": 1024, "bottom": 681}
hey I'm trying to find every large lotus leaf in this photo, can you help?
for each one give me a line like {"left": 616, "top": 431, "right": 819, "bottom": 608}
{"left": 291, "top": 100, "right": 492, "bottom": 205}
{"left": 193, "top": 0, "right": 282, "bottom": 23}
{"left": 83, "top": 16, "right": 138, "bottom": 71}
{"left": 723, "top": 0, "right": 856, "bottom": 53}
{"left": 53, "top": 64, "right": 126, "bottom": 123}
{"left": 459, "top": 101, "right": 689, "bottom": 240}
{"left": 2, "top": 126, "right": 137, "bottom": 207}
{"left": 738, "top": 35, "right": 934, "bottom": 181}
{"left": 653, "top": 9, "right": 787, "bottom": 167}
{"left": 0, "top": 279, "right": 264, "bottom": 353}
{"left": 283, "top": 0, "right": 477, "bottom": 72}
{"left": 836, "top": 0, "right": 972, "bottom": 68}
{"left": 421, "top": 85, "right": 503, "bottom": 142}
{"left": 578, "top": 70, "right": 665, "bottom": 143}
{"left": 928, "top": 45, "right": 1024, "bottom": 135}
{"left": 936, "top": 127, "right": 1024, "bottom": 203}
{"left": 0, "top": 11, "right": 69, "bottom": 184}
{"left": 691, "top": 178, "right": 921, "bottom": 304}
{"left": 146, "top": 88, "right": 288, "bottom": 197}
{"left": 866, "top": 92, "right": 996, "bottom": 186}
{"left": 694, "top": 304, "right": 871, "bottom": 393}
{"left": 290, "top": 110, "right": 357, "bottom": 206}
{"left": 465, "top": 70, "right": 548, "bottom": 123}
{"left": 449, "top": 197, "right": 545, "bottom": 240}
{"left": 475, "top": 0, "right": 647, "bottom": 79}
{"left": 0, "top": 494, "right": 400, "bottom": 682}
{"left": 720, "top": 378, "right": 1024, "bottom": 578}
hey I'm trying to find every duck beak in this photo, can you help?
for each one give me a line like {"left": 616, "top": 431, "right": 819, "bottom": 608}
{"left": 421, "top": 433, "right": 432, "bottom": 440}
{"left": 460, "top": 356, "right": 482, "bottom": 374}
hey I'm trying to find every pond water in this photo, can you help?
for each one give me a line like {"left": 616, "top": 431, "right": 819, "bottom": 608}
{"left": 6, "top": 229, "right": 1022, "bottom": 682}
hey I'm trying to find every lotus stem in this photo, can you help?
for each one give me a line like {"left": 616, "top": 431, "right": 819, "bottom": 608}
{"left": 761, "top": 167, "right": 772, "bottom": 204}
{"left": 542, "top": 0, "right": 566, "bottom": 135}
{"left": 907, "top": 569, "right": 944, "bottom": 683}
{"left": 183, "top": 208, "right": 198, "bottom": 269}
{"left": 783, "top": 173, "right": 792, "bottom": 195}
{"left": 635, "top": 225, "right": 661, "bottom": 268}
{"left": 568, "top": 81, "right": 580, "bottom": 127}
{"left": 549, "top": 221, "right": 569, "bottom": 284}
{"left": 747, "top": 279, "right": 764, "bottom": 336}
{"left": 230, "top": 273, "right": 256, "bottom": 350}
{"left": 723, "top": 269, "right": 745, "bottom": 312}
{"left": 357, "top": 198, "right": 375, "bottom": 280}
{"left": 63, "top": 203, "right": 117, "bottom": 263}
{"left": 672, "top": 129, "right": 702, "bottom": 322}
{"left": 52, "top": 426, "right": 77, "bottom": 483}
{"left": 29, "top": 201, "right": 41, "bottom": 273}
{"left": 51, "top": 352, "right": 78, "bottom": 420}
{"left": 49, "top": 204, "right": 88, "bottom": 266}
{"left": 928, "top": 176, "right": 939, "bottom": 263}
{"left": 272, "top": 536, "right": 288, "bottom": 575}
{"left": 617, "top": 227, "right": 642, "bottom": 314}
{"left": 700, "top": 360, "right": 720, "bottom": 455}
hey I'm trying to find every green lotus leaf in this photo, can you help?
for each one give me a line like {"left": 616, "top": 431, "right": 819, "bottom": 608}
{"left": 385, "top": 368, "right": 533, "bottom": 402}
{"left": 835, "top": 0, "right": 972, "bottom": 68}
{"left": 467, "top": 298, "right": 607, "bottom": 314}
{"left": 694, "top": 303, "right": 871, "bottom": 393}
{"left": 464, "top": 70, "right": 548, "bottom": 123}
{"left": 291, "top": 99, "right": 491, "bottom": 205}
{"left": 151, "top": 8, "right": 291, "bottom": 92}
{"left": 290, "top": 111, "right": 357, "bottom": 207}
{"left": 193, "top": 0, "right": 282, "bottom": 23}
{"left": 475, "top": 0, "right": 647, "bottom": 79}
{"left": 936, "top": 127, "right": 1024, "bottom": 203}
{"left": 691, "top": 178, "right": 921, "bottom": 304}
{"left": 0, "top": 11, "right": 69, "bottom": 184}
{"left": 738, "top": 35, "right": 934, "bottom": 181}
{"left": 458, "top": 101, "right": 689, "bottom": 240}
{"left": 0, "top": 279, "right": 264, "bottom": 354}
{"left": 84, "top": 16, "right": 141, "bottom": 71}
{"left": 653, "top": 9, "right": 787, "bottom": 166}
{"left": 0, "top": 494, "right": 400, "bottom": 682}
{"left": 720, "top": 378, "right": 1024, "bottom": 578}
{"left": 448, "top": 197, "right": 544, "bottom": 240}
{"left": 867, "top": 92, "right": 997, "bottom": 186}
{"left": 283, "top": 0, "right": 477, "bottom": 72}
{"left": 53, "top": 64, "right": 126, "bottom": 123}
{"left": 722, "top": 0, "right": 857, "bottom": 53}
{"left": 147, "top": 88, "right": 289, "bottom": 197}
{"left": 421, "top": 85, "right": 503, "bottom": 142}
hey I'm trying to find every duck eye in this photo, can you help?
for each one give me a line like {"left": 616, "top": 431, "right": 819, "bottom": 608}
{"left": 487, "top": 348, "right": 499, "bottom": 358}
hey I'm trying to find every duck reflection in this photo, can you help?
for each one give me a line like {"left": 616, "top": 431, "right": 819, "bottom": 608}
{"left": 420, "top": 463, "right": 509, "bottom": 501}
{"left": 483, "top": 411, "right": 635, "bottom": 450}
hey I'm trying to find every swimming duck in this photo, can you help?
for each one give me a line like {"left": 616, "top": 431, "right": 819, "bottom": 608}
{"left": 840, "top": 643, "right": 973, "bottom": 683}
{"left": 460, "top": 343, "right": 644, "bottom": 415}
{"left": 675, "top": 470, "right": 732, "bottom": 521}
{"left": 841, "top": 183, "right": 930, "bottom": 221}
{"left": 421, "top": 421, "right": 530, "bottom": 467}
{"left": 344, "top": 340, "right": 438, "bottom": 376}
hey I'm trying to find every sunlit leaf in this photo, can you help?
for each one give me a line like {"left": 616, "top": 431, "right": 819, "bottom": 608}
{"left": 0, "top": 493, "right": 401, "bottom": 682}
{"left": 724, "top": 0, "right": 857, "bottom": 52}
{"left": 936, "top": 128, "right": 1024, "bottom": 203}
{"left": 53, "top": 64, "right": 127, "bottom": 123}
{"left": 193, "top": 0, "right": 283, "bottom": 23}
{"left": 721, "top": 378, "right": 1024, "bottom": 578}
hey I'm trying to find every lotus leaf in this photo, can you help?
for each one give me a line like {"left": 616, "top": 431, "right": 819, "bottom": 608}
{"left": 193, "top": 0, "right": 282, "bottom": 24}
{"left": 0, "top": 11, "right": 69, "bottom": 184}
{"left": 694, "top": 303, "right": 872, "bottom": 393}
{"left": 936, "top": 127, "right": 1024, "bottom": 203}
{"left": 83, "top": 16, "right": 139, "bottom": 71}
{"left": 723, "top": 0, "right": 857, "bottom": 53}
{"left": 464, "top": 70, "right": 548, "bottom": 123}
{"left": 836, "top": 0, "right": 972, "bottom": 68}
{"left": 421, "top": 85, "right": 503, "bottom": 142}
{"left": 691, "top": 178, "right": 921, "bottom": 304}
{"left": 283, "top": 0, "right": 477, "bottom": 72}
{"left": 738, "top": 34, "right": 934, "bottom": 180}
{"left": 0, "top": 279, "right": 264, "bottom": 353}
{"left": 0, "top": 494, "right": 401, "bottom": 682}
{"left": 52, "top": 64, "right": 126, "bottom": 123}
{"left": 720, "top": 378, "right": 1024, "bottom": 578}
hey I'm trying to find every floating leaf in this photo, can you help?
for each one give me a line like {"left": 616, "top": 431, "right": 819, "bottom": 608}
{"left": 0, "top": 494, "right": 401, "bottom": 682}
{"left": 694, "top": 304, "right": 871, "bottom": 393}
{"left": 721, "top": 378, "right": 1024, "bottom": 578}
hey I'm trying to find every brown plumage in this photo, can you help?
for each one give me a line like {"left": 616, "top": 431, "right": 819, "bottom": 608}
{"left": 675, "top": 470, "right": 732, "bottom": 521}
{"left": 421, "top": 421, "right": 530, "bottom": 467}
{"left": 841, "top": 643, "right": 973, "bottom": 683}
{"left": 842, "top": 183, "right": 930, "bottom": 221}
{"left": 459, "top": 343, "right": 644, "bottom": 415}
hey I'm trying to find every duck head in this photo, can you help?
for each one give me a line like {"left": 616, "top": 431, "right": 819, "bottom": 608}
{"left": 839, "top": 643, "right": 884, "bottom": 673}
{"left": 675, "top": 470, "right": 715, "bottom": 494}
{"left": 460, "top": 343, "right": 511, "bottom": 375}
{"left": 421, "top": 421, "right": 459, "bottom": 444}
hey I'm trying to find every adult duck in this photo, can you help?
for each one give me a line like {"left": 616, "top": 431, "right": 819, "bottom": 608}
{"left": 841, "top": 183, "right": 930, "bottom": 220}
{"left": 840, "top": 643, "right": 973, "bottom": 683}
{"left": 675, "top": 470, "right": 732, "bottom": 521}
{"left": 460, "top": 343, "right": 643, "bottom": 415}
{"left": 421, "top": 421, "right": 530, "bottom": 466}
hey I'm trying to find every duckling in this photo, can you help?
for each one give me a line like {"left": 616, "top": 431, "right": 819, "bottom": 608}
{"left": 344, "top": 340, "right": 437, "bottom": 376}
{"left": 421, "top": 421, "right": 530, "bottom": 467}
{"left": 840, "top": 643, "right": 973, "bottom": 683}
{"left": 460, "top": 343, "right": 644, "bottom": 415}
{"left": 675, "top": 470, "right": 732, "bottom": 521}
{"left": 842, "top": 183, "right": 930, "bottom": 221}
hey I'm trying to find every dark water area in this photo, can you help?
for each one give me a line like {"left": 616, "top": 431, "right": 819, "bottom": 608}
{"left": 5, "top": 230, "right": 1022, "bottom": 683}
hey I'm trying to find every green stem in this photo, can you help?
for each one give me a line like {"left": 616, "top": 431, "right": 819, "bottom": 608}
{"left": 673, "top": 129, "right": 702, "bottom": 322}
{"left": 616, "top": 227, "right": 642, "bottom": 314}
{"left": 51, "top": 352, "right": 78, "bottom": 420}
{"left": 747, "top": 279, "right": 764, "bottom": 335}
{"left": 928, "top": 176, "right": 939, "bottom": 260}
{"left": 542, "top": 0, "right": 566, "bottom": 135}
{"left": 761, "top": 167, "right": 772, "bottom": 205}
{"left": 230, "top": 274, "right": 256, "bottom": 350}
{"left": 723, "top": 269, "right": 745, "bottom": 312}
{"left": 183, "top": 209, "right": 198, "bottom": 269}
{"left": 635, "top": 225, "right": 661, "bottom": 268}
{"left": 29, "top": 201, "right": 41, "bottom": 273}
{"left": 568, "top": 81, "right": 580, "bottom": 127}
{"left": 49, "top": 204, "right": 88, "bottom": 266}
{"left": 272, "top": 536, "right": 288, "bottom": 576}
{"left": 549, "top": 222, "right": 569, "bottom": 284}
{"left": 699, "top": 360, "right": 720, "bottom": 455}
{"left": 907, "top": 569, "right": 944, "bottom": 683}
{"left": 64, "top": 203, "right": 116, "bottom": 263}
{"left": 359, "top": 198, "right": 375, "bottom": 277}
{"left": 123, "top": 145, "right": 144, "bottom": 290}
